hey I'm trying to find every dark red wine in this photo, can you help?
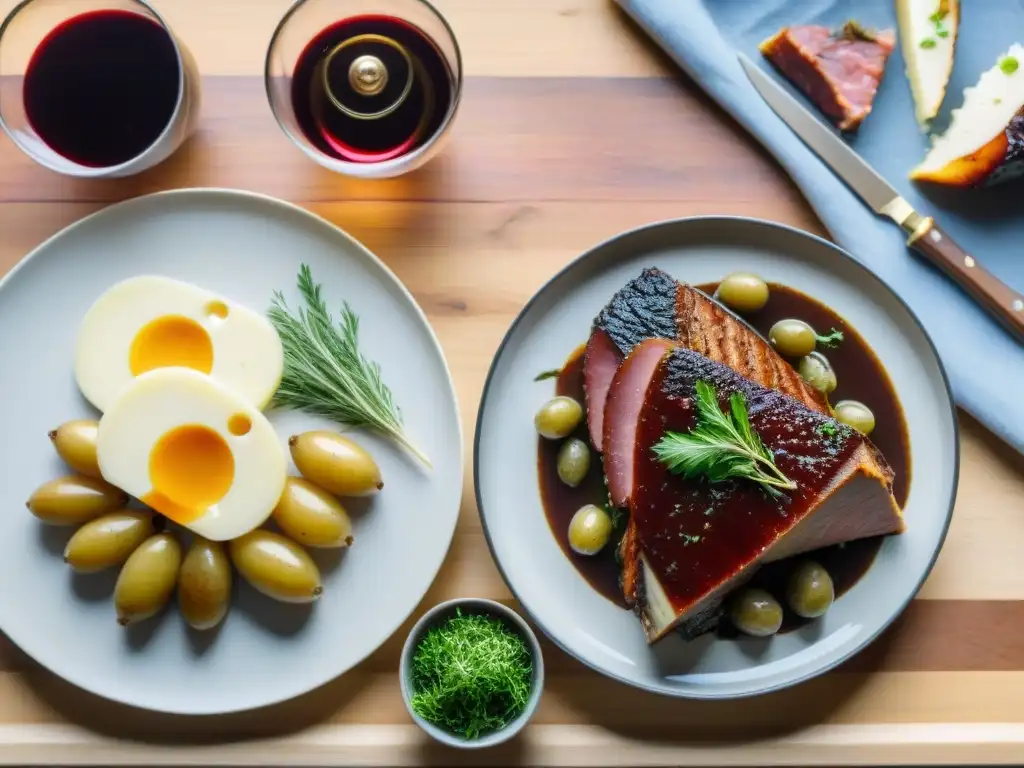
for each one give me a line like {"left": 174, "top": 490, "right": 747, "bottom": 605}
{"left": 23, "top": 10, "right": 180, "bottom": 168}
{"left": 290, "top": 15, "right": 454, "bottom": 163}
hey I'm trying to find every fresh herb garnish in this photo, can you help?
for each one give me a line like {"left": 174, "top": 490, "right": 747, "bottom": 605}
{"left": 1001, "top": 56, "right": 1020, "bottom": 75}
{"left": 533, "top": 368, "right": 561, "bottom": 382}
{"left": 816, "top": 327, "right": 844, "bottom": 348}
{"left": 268, "top": 265, "right": 430, "bottom": 467}
{"left": 816, "top": 421, "right": 839, "bottom": 437}
{"left": 920, "top": 38, "right": 937, "bottom": 49}
{"left": 936, "top": 28, "right": 949, "bottom": 38}
{"left": 652, "top": 381, "right": 796, "bottom": 496}
{"left": 410, "top": 610, "right": 532, "bottom": 739}
{"left": 841, "top": 20, "right": 877, "bottom": 42}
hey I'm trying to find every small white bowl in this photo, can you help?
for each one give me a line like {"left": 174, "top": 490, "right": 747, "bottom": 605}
{"left": 399, "top": 598, "right": 545, "bottom": 749}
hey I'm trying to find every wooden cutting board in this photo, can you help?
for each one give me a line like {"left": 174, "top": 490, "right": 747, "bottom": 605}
{"left": 1, "top": 0, "right": 1023, "bottom": 764}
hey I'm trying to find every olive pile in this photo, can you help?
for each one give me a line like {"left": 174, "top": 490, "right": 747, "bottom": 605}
{"left": 728, "top": 561, "right": 835, "bottom": 637}
{"left": 715, "top": 272, "right": 876, "bottom": 436}
{"left": 534, "top": 397, "right": 614, "bottom": 556}
{"left": 29, "top": 423, "right": 382, "bottom": 630}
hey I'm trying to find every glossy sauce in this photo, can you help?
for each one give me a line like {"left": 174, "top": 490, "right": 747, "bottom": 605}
{"left": 538, "top": 345, "right": 628, "bottom": 608}
{"left": 538, "top": 283, "right": 910, "bottom": 626}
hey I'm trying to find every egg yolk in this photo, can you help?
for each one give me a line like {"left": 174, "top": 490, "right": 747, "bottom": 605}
{"left": 142, "top": 424, "right": 234, "bottom": 524}
{"left": 129, "top": 315, "right": 214, "bottom": 377}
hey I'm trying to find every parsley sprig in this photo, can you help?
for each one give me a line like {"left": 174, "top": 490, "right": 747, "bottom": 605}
{"left": 816, "top": 327, "right": 844, "bottom": 348}
{"left": 652, "top": 381, "right": 796, "bottom": 496}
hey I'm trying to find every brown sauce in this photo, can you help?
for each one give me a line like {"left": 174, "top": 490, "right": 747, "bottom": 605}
{"left": 537, "top": 344, "right": 628, "bottom": 609}
{"left": 538, "top": 283, "right": 911, "bottom": 630}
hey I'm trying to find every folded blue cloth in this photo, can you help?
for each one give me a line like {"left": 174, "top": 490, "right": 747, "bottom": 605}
{"left": 614, "top": 0, "right": 1024, "bottom": 452}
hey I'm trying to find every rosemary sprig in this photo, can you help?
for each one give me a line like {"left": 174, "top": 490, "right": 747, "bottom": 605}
{"left": 268, "top": 265, "right": 431, "bottom": 468}
{"left": 652, "top": 381, "right": 795, "bottom": 495}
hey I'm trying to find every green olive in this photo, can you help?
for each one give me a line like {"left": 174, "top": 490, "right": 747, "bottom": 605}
{"left": 63, "top": 510, "right": 155, "bottom": 573}
{"left": 48, "top": 420, "right": 101, "bottom": 478}
{"left": 714, "top": 272, "right": 769, "bottom": 313}
{"left": 272, "top": 477, "right": 354, "bottom": 548}
{"left": 557, "top": 438, "right": 591, "bottom": 488}
{"left": 178, "top": 538, "right": 232, "bottom": 631}
{"left": 568, "top": 504, "right": 613, "bottom": 556}
{"left": 534, "top": 396, "right": 583, "bottom": 440}
{"left": 833, "top": 400, "right": 876, "bottom": 436}
{"left": 229, "top": 530, "right": 322, "bottom": 604}
{"left": 769, "top": 319, "right": 817, "bottom": 358}
{"left": 798, "top": 352, "right": 837, "bottom": 395}
{"left": 786, "top": 561, "right": 834, "bottom": 619}
{"left": 27, "top": 474, "right": 129, "bottom": 525}
{"left": 729, "top": 588, "right": 783, "bottom": 638}
{"left": 289, "top": 431, "right": 383, "bottom": 497}
{"left": 114, "top": 533, "right": 182, "bottom": 626}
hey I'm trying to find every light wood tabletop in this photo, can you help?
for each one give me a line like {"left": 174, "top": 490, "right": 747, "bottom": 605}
{"left": 1, "top": 0, "right": 1024, "bottom": 764}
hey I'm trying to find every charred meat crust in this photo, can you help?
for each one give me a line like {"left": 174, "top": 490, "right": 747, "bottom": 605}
{"left": 593, "top": 267, "right": 679, "bottom": 355}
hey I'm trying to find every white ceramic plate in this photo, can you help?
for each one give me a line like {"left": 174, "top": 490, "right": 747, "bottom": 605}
{"left": 0, "top": 189, "right": 463, "bottom": 714}
{"left": 476, "top": 217, "right": 958, "bottom": 699}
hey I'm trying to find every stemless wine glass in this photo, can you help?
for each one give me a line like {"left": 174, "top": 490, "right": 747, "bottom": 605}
{"left": 0, "top": 0, "right": 199, "bottom": 178}
{"left": 266, "top": 0, "right": 462, "bottom": 179}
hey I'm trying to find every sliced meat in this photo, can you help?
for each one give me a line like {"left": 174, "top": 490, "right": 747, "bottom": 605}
{"left": 583, "top": 330, "right": 624, "bottom": 450}
{"left": 584, "top": 268, "right": 678, "bottom": 450}
{"left": 604, "top": 338, "right": 675, "bottom": 508}
{"left": 591, "top": 269, "right": 828, "bottom": 613}
{"left": 630, "top": 348, "right": 902, "bottom": 644}
{"left": 585, "top": 269, "right": 825, "bottom": 451}
{"left": 760, "top": 22, "right": 896, "bottom": 132}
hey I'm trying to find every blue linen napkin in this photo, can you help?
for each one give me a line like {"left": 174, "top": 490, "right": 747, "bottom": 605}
{"left": 614, "top": 0, "right": 1024, "bottom": 453}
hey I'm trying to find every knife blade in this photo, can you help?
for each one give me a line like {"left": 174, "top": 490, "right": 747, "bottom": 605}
{"left": 738, "top": 53, "right": 1024, "bottom": 344}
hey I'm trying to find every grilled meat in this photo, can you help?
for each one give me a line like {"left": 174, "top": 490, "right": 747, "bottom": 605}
{"left": 630, "top": 348, "right": 902, "bottom": 643}
{"left": 760, "top": 23, "right": 896, "bottom": 132}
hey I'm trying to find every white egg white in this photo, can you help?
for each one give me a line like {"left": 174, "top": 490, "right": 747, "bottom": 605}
{"left": 97, "top": 368, "right": 287, "bottom": 541}
{"left": 75, "top": 275, "right": 284, "bottom": 413}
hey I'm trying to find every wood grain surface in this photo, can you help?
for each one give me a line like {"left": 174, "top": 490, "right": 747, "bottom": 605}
{"left": 1, "top": 0, "right": 1023, "bottom": 765}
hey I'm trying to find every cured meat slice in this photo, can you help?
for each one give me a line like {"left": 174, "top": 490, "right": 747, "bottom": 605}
{"left": 603, "top": 338, "right": 675, "bottom": 509}
{"left": 629, "top": 348, "right": 902, "bottom": 644}
{"left": 584, "top": 268, "right": 678, "bottom": 450}
{"left": 760, "top": 22, "right": 896, "bottom": 132}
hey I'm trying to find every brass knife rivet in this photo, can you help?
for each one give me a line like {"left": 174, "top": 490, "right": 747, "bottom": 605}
{"left": 1013, "top": 299, "right": 1024, "bottom": 312}
{"left": 964, "top": 256, "right": 976, "bottom": 268}
{"left": 349, "top": 54, "right": 388, "bottom": 96}
{"left": 930, "top": 230, "right": 943, "bottom": 243}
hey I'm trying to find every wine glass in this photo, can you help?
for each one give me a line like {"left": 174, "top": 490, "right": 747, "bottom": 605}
{"left": 265, "top": 0, "right": 462, "bottom": 179}
{"left": 0, "top": 0, "right": 199, "bottom": 178}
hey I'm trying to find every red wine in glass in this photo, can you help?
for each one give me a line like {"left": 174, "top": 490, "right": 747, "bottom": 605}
{"left": 22, "top": 9, "right": 180, "bottom": 168}
{"left": 289, "top": 15, "right": 454, "bottom": 163}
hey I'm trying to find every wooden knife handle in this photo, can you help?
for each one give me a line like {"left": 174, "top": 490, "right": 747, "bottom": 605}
{"left": 908, "top": 218, "right": 1024, "bottom": 344}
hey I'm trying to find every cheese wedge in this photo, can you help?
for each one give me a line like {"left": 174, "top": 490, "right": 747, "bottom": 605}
{"left": 897, "top": 0, "right": 959, "bottom": 125}
{"left": 912, "top": 44, "right": 1024, "bottom": 187}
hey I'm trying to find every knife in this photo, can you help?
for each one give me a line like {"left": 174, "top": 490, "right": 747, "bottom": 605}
{"left": 738, "top": 53, "right": 1024, "bottom": 344}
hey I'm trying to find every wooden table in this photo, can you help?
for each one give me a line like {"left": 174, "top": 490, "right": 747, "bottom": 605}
{"left": 2, "top": 0, "right": 1024, "bottom": 764}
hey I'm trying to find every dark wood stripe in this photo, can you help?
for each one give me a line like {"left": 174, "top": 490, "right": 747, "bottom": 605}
{"left": 0, "top": 76, "right": 806, "bottom": 206}
{"left": 0, "top": 600, "right": 1020, "bottom": 676}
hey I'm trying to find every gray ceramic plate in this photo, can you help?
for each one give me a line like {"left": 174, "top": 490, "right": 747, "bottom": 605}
{"left": 475, "top": 217, "right": 957, "bottom": 699}
{"left": 0, "top": 189, "right": 463, "bottom": 714}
